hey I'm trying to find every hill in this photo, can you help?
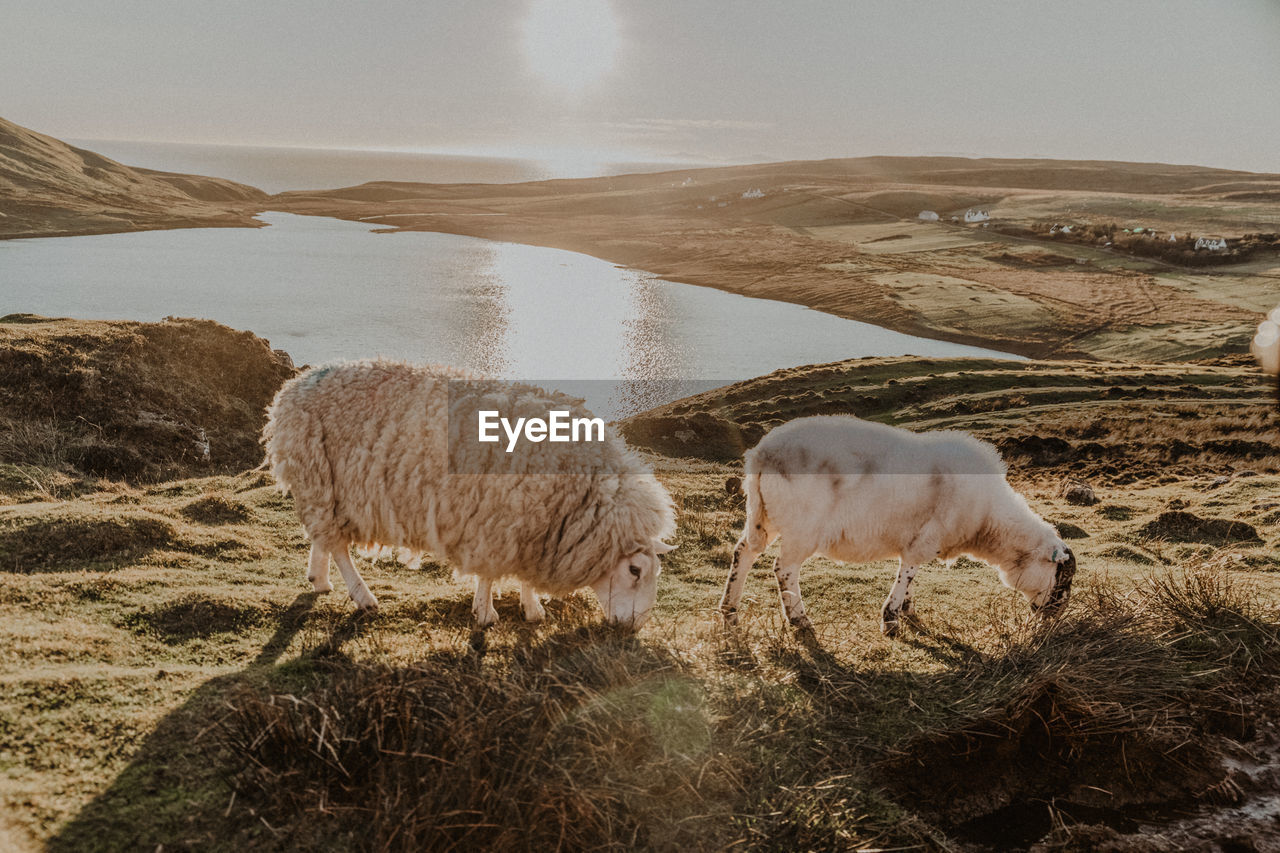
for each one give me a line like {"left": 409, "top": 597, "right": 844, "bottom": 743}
{"left": 0, "top": 315, "right": 295, "bottom": 488}
{"left": 273, "top": 156, "right": 1280, "bottom": 362}
{"left": 2, "top": 318, "right": 1280, "bottom": 850}
{"left": 0, "top": 116, "right": 266, "bottom": 238}
{"left": 620, "top": 354, "right": 1279, "bottom": 484}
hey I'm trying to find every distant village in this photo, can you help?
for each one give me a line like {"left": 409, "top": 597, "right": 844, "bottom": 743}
{"left": 683, "top": 177, "right": 1271, "bottom": 267}
{"left": 912, "top": 207, "right": 1274, "bottom": 266}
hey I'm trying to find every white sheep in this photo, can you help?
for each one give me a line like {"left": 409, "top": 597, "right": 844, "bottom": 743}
{"left": 718, "top": 415, "right": 1076, "bottom": 635}
{"left": 263, "top": 360, "right": 675, "bottom": 630}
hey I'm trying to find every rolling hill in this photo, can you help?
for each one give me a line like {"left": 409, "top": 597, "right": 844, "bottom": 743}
{"left": 0, "top": 116, "right": 266, "bottom": 238}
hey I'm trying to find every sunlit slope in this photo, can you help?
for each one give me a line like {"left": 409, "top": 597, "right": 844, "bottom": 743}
{"left": 274, "top": 157, "right": 1280, "bottom": 361}
{"left": 621, "top": 354, "right": 1278, "bottom": 484}
{"left": 0, "top": 116, "right": 266, "bottom": 238}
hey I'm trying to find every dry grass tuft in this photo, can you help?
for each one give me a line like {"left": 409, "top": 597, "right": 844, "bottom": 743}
{"left": 205, "top": 559, "right": 1280, "bottom": 852}
{"left": 180, "top": 495, "right": 254, "bottom": 525}
{"left": 1139, "top": 510, "right": 1262, "bottom": 545}
{"left": 0, "top": 508, "right": 175, "bottom": 571}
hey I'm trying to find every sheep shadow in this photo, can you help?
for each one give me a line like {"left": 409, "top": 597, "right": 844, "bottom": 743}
{"left": 47, "top": 593, "right": 329, "bottom": 852}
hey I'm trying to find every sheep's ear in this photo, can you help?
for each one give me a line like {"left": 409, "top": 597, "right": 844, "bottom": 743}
{"left": 653, "top": 540, "right": 676, "bottom": 555}
{"left": 1051, "top": 545, "right": 1070, "bottom": 563}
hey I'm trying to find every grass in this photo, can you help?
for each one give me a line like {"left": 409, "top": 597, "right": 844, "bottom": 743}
{"left": 2, "top": 449, "right": 1279, "bottom": 850}
{"left": 3, "top": 345, "right": 1280, "bottom": 849}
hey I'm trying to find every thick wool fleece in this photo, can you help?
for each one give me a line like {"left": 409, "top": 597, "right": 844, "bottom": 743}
{"left": 263, "top": 360, "right": 675, "bottom": 593}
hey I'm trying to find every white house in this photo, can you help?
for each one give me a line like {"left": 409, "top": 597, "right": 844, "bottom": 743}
{"left": 741, "top": 188, "right": 765, "bottom": 199}
{"left": 964, "top": 208, "right": 990, "bottom": 223}
{"left": 1195, "top": 236, "right": 1228, "bottom": 251}
{"left": 918, "top": 210, "right": 939, "bottom": 221}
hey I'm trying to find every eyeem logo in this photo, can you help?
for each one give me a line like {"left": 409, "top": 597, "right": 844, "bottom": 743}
{"left": 478, "top": 410, "right": 606, "bottom": 452}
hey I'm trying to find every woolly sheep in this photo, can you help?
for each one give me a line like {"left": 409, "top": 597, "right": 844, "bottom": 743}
{"left": 263, "top": 360, "right": 676, "bottom": 630}
{"left": 718, "top": 415, "right": 1076, "bottom": 635}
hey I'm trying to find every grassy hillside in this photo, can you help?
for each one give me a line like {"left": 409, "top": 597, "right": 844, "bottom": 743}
{"left": 273, "top": 156, "right": 1280, "bottom": 362}
{"left": 3, "top": 320, "right": 1280, "bottom": 850}
{"left": 0, "top": 315, "right": 295, "bottom": 488}
{"left": 620, "top": 355, "right": 1280, "bottom": 485}
{"left": 0, "top": 116, "right": 265, "bottom": 239}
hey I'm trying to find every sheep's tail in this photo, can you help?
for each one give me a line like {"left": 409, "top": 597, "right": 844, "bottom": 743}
{"left": 740, "top": 450, "right": 772, "bottom": 549}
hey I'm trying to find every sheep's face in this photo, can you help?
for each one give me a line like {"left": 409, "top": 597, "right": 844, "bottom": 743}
{"left": 1026, "top": 544, "right": 1077, "bottom": 617}
{"left": 590, "top": 542, "right": 673, "bottom": 631}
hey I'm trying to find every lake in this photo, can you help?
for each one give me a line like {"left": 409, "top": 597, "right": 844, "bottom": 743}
{"left": 1, "top": 212, "right": 1018, "bottom": 418}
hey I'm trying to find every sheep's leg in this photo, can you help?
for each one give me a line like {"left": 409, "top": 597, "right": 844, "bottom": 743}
{"left": 719, "top": 536, "right": 767, "bottom": 624}
{"left": 881, "top": 559, "right": 919, "bottom": 637}
{"left": 472, "top": 576, "right": 498, "bottom": 627}
{"left": 773, "top": 544, "right": 810, "bottom": 629}
{"left": 520, "top": 582, "right": 545, "bottom": 623}
{"left": 332, "top": 546, "right": 379, "bottom": 612}
{"left": 307, "top": 542, "right": 333, "bottom": 593}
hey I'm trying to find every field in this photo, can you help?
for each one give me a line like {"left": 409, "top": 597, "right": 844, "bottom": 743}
{"left": 4, "top": 319, "right": 1280, "bottom": 850}
{"left": 5, "top": 117, "right": 1278, "bottom": 364}
{"left": 271, "top": 156, "right": 1280, "bottom": 362}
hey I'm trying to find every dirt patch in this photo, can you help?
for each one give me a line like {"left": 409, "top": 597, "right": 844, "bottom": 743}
{"left": 0, "top": 510, "right": 174, "bottom": 571}
{"left": 179, "top": 495, "right": 253, "bottom": 525}
{"left": 1140, "top": 511, "right": 1262, "bottom": 545}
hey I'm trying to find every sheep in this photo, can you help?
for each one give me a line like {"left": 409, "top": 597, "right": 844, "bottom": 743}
{"left": 262, "top": 360, "right": 676, "bottom": 630}
{"left": 718, "top": 415, "right": 1076, "bottom": 636}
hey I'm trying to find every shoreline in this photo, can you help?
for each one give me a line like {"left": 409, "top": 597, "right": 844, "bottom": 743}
{"left": 265, "top": 157, "right": 1273, "bottom": 364}
{"left": 275, "top": 204, "right": 1060, "bottom": 360}
{"left": 6, "top": 148, "right": 1274, "bottom": 362}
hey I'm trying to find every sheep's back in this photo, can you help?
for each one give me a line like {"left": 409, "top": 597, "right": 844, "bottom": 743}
{"left": 747, "top": 415, "right": 1007, "bottom": 556}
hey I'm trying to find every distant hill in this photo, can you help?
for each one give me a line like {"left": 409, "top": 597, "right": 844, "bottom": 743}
{"left": 0, "top": 116, "right": 266, "bottom": 238}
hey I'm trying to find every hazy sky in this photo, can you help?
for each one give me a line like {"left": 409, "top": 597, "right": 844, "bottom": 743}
{"left": 4, "top": 0, "right": 1280, "bottom": 171}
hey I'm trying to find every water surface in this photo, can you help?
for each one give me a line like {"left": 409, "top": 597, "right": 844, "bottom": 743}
{"left": 2, "top": 212, "right": 1017, "bottom": 417}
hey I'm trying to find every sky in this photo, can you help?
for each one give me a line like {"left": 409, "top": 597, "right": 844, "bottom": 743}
{"left": 3, "top": 0, "right": 1280, "bottom": 172}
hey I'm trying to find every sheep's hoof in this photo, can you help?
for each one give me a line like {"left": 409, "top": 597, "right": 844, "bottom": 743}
{"left": 310, "top": 579, "right": 333, "bottom": 594}
{"left": 719, "top": 606, "right": 740, "bottom": 627}
{"left": 880, "top": 617, "right": 900, "bottom": 638}
{"left": 789, "top": 614, "right": 812, "bottom": 631}
{"left": 473, "top": 607, "right": 498, "bottom": 628}
{"left": 522, "top": 605, "right": 545, "bottom": 624}
{"left": 356, "top": 599, "right": 379, "bottom": 614}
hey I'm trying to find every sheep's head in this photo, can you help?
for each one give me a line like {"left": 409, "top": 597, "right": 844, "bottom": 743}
{"left": 1026, "top": 543, "right": 1076, "bottom": 618}
{"left": 589, "top": 540, "right": 675, "bottom": 631}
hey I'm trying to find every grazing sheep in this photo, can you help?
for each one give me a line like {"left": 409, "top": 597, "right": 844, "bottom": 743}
{"left": 263, "top": 360, "right": 676, "bottom": 630}
{"left": 718, "top": 415, "right": 1076, "bottom": 635}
